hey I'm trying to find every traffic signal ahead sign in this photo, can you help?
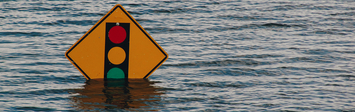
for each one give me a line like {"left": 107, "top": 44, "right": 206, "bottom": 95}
{"left": 66, "top": 4, "right": 168, "bottom": 80}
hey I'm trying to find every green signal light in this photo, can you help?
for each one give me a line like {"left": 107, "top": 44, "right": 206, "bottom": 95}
{"left": 107, "top": 67, "right": 125, "bottom": 79}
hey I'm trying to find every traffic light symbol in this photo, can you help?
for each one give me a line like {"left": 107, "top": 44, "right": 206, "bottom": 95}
{"left": 105, "top": 23, "right": 130, "bottom": 79}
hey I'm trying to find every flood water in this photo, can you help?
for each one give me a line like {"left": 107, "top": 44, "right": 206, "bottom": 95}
{"left": 1, "top": 0, "right": 355, "bottom": 111}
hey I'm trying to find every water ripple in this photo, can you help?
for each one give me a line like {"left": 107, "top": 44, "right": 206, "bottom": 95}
{"left": 0, "top": 0, "right": 355, "bottom": 111}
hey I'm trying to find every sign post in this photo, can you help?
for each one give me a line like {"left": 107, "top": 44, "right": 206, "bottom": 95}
{"left": 65, "top": 4, "right": 168, "bottom": 80}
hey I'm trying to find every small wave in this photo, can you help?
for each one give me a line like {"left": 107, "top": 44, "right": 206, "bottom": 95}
{"left": 324, "top": 84, "right": 345, "bottom": 87}
{"left": 0, "top": 88, "right": 75, "bottom": 96}
{"left": 228, "top": 54, "right": 284, "bottom": 58}
{"left": 3, "top": 6, "right": 71, "bottom": 12}
{"left": 261, "top": 23, "right": 291, "bottom": 27}
{"left": 330, "top": 12, "right": 355, "bottom": 16}
{"left": 279, "top": 66, "right": 351, "bottom": 73}
{"left": 204, "top": 23, "right": 306, "bottom": 32}
{"left": 302, "top": 49, "right": 333, "bottom": 55}
{"left": 55, "top": 20, "right": 97, "bottom": 26}
{"left": 164, "top": 59, "right": 274, "bottom": 67}
{"left": 144, "top": 27, "right": 192, "bottom": 33}
{"left": 310, "top": 5, "right": 337, "bottom": 10}
{"left": 123, "top": 3, "right": 148, "bottom": 7}
{"left": 17, "top": 69, "right": 48, "bottom": 74}
{"left": 283, "top": 56, "right": 332, "bottom": 63}
{"left": 69, "top": 12, "right": 106, "bottom": 17}
{"left": 131, "top": 7, "right": 212, "bottom": 15}
{"left": 12, "top": 107, "right": 56, "bottom": 111}
{"left": 311, "top": 30, "right": 348, "bottom": 35}
{"left": 335, "top": 74, "right": 355, "bottom": 78}
{"left": 134, "top": 18, "right": 157, "bottom": 22}
{"left": 297, "top": 28, "right": 351, "bottom": 36}
{"left": 203, "top": 68, "right": 282, "bottom": 76}
{"left": 8, "top": 68, "right": 71, "bottom": 74}
{"left": 0, "top": 40, "right": 16, "bottom": 43}
{"left": 4, "top": 53, "right": 41, "bottom": 58}
{"left": 254, "top": 103, "right": 280, "bottom": 108}
{"left": 146, "top": 8, "right": 200, "bottom": 14}
{"left": 185, "top": 81, "right": 250, "bottom": 88}
{"left": 217, "top": 15, "right": 276, "bottom": 21}
{"left": 261, "top": 23, "right": 307, "bottom": 28}
{"left": 318, "top": 40, "right": 355, "bottom": 44}
{"left": 0, "top": 32, "right": 47, "bottom": 37}
{"left": 12, "top": 19, "right": 97, "bottom": 27}
{"left": 291, "top": 55, "right": 351, "bottom": 63}
{"left": 10, "top": 61, "right": 69, "bottom": 66}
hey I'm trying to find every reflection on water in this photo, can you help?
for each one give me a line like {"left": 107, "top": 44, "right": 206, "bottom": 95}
{"left": 70, "top": 79, "right": 164, "bottom": 111}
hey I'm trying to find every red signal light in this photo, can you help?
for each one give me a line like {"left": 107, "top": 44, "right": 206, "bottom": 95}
{"left": 108, "top": 26, "right": 126, "bottom": 44}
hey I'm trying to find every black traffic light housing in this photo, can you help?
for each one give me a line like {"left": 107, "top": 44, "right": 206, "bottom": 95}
{"left": 104, "top": 23, "right": 130, "bottom": 79}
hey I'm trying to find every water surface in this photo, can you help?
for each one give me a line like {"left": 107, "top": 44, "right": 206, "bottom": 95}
{"left": 0, "top": 0, "right": 355, "bottom": 111}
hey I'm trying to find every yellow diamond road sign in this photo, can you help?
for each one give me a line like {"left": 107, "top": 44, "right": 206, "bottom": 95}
{"left": 65, "top": 4, "right": 168, "bottom": 80}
